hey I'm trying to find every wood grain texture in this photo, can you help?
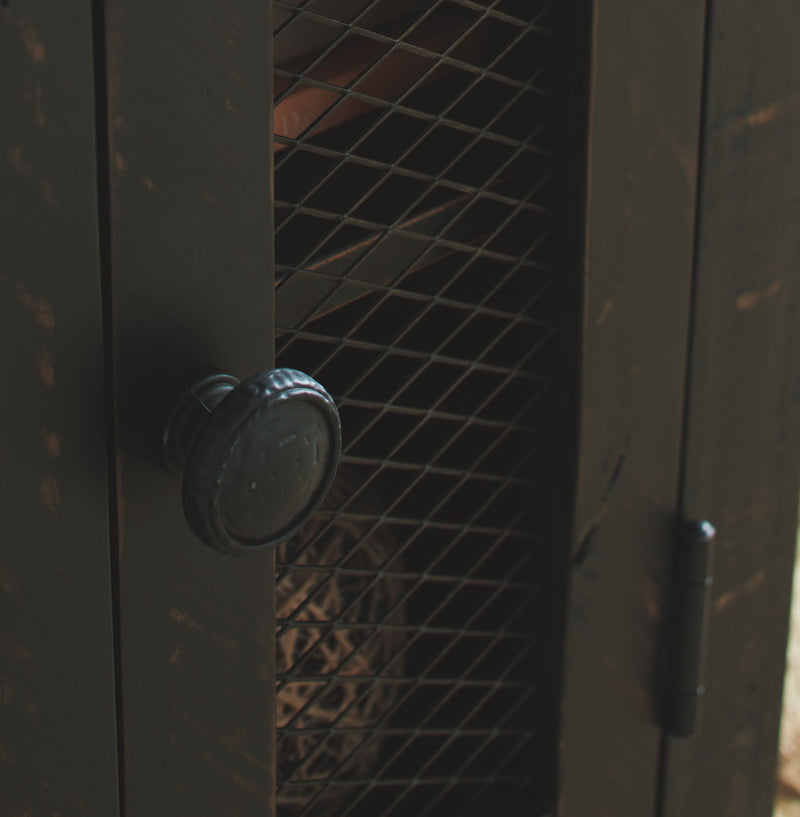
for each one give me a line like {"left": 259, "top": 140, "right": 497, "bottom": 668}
{"left": 102, "top": 2, "right": 276, "bottom": 815}
{"left": 0, "top": 2, "right": 120, "bottom": 815}
{"left": 558, "top": 2, "right": 707, "bottom": 814}
{"left": 660, "top": 1, "right": 800, "bottom": 814}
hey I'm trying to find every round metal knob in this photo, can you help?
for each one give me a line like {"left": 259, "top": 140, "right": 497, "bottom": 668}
{"left": 163, "top": 368, "right": 341, "bottom": 555}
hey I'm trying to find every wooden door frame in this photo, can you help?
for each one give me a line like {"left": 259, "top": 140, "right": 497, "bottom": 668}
{"left": 662, "top": 1, "right": 800, "bottom": 813}
{"left": 560, "top": 2, "right": 800, "bottom": 816}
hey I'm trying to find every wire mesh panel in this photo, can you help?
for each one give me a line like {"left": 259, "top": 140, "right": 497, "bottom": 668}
{"left": 272, "top": 1, "right": 571, "bottom": 814}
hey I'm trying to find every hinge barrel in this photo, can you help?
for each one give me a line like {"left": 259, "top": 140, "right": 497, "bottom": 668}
{"left": 662, "top": 519, "right": 716, "bottom": 737}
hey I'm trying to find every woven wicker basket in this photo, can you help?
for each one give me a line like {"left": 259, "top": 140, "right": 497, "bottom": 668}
{"left": 276, "top": 468, "right": 404, "bottom": 814}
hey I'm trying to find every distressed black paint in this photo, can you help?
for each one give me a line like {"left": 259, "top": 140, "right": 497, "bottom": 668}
{"left": 661, "top": 1, "right": 800, "bottom": 813}
{"left": 100, "top": 1, "right": 276, "bottom": 814}
{"left": 559, "top": 2, "right": 707, "bottom": 815}
{"left": 0, "top": 1, "right": 120, "bottom": 814}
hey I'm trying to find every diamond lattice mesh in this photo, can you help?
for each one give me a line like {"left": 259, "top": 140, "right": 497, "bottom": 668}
{"left": 272, "top": 2, "right": 568, "bottom": 814}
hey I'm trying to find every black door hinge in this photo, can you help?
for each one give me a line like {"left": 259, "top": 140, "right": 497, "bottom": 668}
{"left": 662, "top": 518, "right": 716, "bottom": 737}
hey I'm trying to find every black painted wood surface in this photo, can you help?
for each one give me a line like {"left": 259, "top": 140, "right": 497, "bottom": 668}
{"left": 100, "top": 2, "right": 276, "bottom": 814}
{"left": 0, "top": 2, "right": 120, "bottom": 815}
{"left": 559, "top": 2, "right": 707, "bottom": 814}
{"left": 5, "top": 4, "right": 800, "bottom": 815}
{"left": 661, "top": 1, "right": 800, "bottom": 814}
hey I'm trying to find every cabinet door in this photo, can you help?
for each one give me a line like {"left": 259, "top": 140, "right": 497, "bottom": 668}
{"left": 99, "top": 2, "right": 276, "bottom": 815}
{"left": 1, "top": 2, "right": 120, "bottom": 815}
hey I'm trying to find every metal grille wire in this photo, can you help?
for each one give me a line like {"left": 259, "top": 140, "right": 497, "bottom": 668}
{"left": 272, "top": 1, "right": 567, "bottom": 814}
